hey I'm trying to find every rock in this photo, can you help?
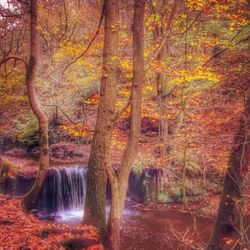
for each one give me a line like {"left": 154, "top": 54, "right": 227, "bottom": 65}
{"left": 129, "top": 167, "right": 164, "bottom": 203}
{"left": 59, "top": 237, "right": 99, "bottom": 250}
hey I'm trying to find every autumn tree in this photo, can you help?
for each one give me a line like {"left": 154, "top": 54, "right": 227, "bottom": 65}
{"left": 0, "top": 0, "right": 49, "bottom": 211}
{"left": 147, "top": 0, "right": 179, "bottom": 156}
{"left": 105, "top": 0, "right": 145, "bottom": 249}
{"left": 21, "top": 0, "right": 50, "bottom": 211}
{"left": 84, "top": 0, "right": 119, "bottom": 233}
{"left": 83, "top": 0, "right": 145, "bottom": 248}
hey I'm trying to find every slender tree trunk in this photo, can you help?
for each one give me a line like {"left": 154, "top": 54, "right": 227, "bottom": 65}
{"left": 106, "top": 169, "right": 120, "bottom": 249}
{"left": 23, "top": 0, "right": 49, "bottom": 211}
{"left": 82, "top": 100, "right": 87, "bottom": 126}
{"left": 22, "top": 0, "right": 49, "bottom": 212}
{"left": 52, "top": 87, "right": 58, "bottom": 126}
{"left": 118, "top": 0, "right": 145, "bottom": 215}
{"left": 84, "top": 0, "right": 119, "bottom": 235}
{"left": 156, "top": 44, "right": 169, "bottom": 156}
{"left": 206, "top": 89, "right": 250, "bottom": 250}
{"left": 151, "top": 0, "right": 178, "bottom": 158}
{"left": 106, "top": 1, "right": 145, "bottom": 249}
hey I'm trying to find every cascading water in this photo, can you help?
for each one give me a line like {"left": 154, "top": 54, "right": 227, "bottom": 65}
{"left": 37, "top": 165, "right": 87, "bottom": 223}
{"left": 36, "top": 165, "right": 159, "bottom": 224}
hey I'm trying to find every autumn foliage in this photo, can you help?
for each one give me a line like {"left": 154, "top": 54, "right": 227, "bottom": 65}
{"left": 0, "top": 194, "right": 103, "bottom": 250}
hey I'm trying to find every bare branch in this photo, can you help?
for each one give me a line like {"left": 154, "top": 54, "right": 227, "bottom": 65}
{"left": 0, "top": 56, "right": 27, "bottom": 68}
{"left": 63, "top": 2, "right": 105, "bottom": 72}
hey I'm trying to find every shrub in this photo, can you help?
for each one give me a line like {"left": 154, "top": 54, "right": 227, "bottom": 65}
{"left": 132, "top": 159, "right": 147, "bottom": 176}
{"left": 158, "top": 192, "right": 173, "bottom": 203}
{"left": 12, "top": 113, "right": 39, "bottom": 148}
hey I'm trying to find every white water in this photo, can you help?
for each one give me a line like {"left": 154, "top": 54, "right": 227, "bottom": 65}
{"left": 38, "top": 165, "right": 87, "bottom": 221}
{"left": 38, "top": 165, "right": 136, "bottom": 223}
{"left": 57, "top": 209, "right": 84, "bottom": 223}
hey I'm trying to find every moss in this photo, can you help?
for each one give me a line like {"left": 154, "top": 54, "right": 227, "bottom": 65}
{"left": 131, "top": 160, "right": 147, "bottom": 176}
{"left": 158, "top": 192, "right": 173, "bottom": 203}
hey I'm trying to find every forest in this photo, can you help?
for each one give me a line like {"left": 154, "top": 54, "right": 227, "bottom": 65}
{"left": 0, "top": 0, "right": 249, "bottom": 249}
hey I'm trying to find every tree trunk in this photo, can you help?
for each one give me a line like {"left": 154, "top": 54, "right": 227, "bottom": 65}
{"left": 82, "top": 100, "right": 87, "bottom": 126}
{"left": 117, "top": 0, "right": 145, "bottom": 216}
{"left": 156, "top": 44, "right": 169, "bottom": 156}
{"left": 106, "top": 1, "right": 145, "bottom": 249}
{"left": 22, "top": 0, "right": 49, "bottom": 211}
{"left": 106, "top": 169, "right": 120, "bottom": 250}
{"left": 206, "top": 88, "right": 250, "bottom": 250}
{"left": 84, "top": 0, "right": 119, "bottom": 235}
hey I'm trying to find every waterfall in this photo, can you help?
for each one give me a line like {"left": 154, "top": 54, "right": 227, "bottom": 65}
{"left": 38, "top": 165, "right": 87, "bottom": 221}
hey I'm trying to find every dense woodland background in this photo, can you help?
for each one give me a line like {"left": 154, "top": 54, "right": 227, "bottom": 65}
{"left": 0, "top": 0, "right": 249, "bottom": 249}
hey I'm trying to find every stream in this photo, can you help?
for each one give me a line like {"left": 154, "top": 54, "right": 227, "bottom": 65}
{"left": 1, "top": 165, "right": 215, "bottom": 249}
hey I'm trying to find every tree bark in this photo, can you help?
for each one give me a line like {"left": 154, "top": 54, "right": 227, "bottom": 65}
{"left": 83, "top": 0, "right": 119, "bottom": 235}
{"left": 22, "top": 0, "right": 49, "bottom": 211}
{"left": 106, "top": 168, "right": 120, "bottom": 250}
{"left": 106, "top": 1, "right": 145, "bottom": 249}
{"left": 84, "top": 1, "right": 144, "bottom": 247}
{"left": 117, "top": 0, "right": 145, "bottom": 214}
{"left": 206, "top": 88, "right": 250, "bottom": 250}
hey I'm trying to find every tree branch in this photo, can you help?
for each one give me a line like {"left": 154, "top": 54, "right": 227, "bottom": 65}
{"left": 44, "top": 104, "right": 82, "bottom": 125}
{"left": 63, "top": 2, "right": 105, "bottom": 72}
{"left": 110, "top": 0, "right": 180, "bottom": 123}
{"left": 203, "top": 33, "right": 250, "bottom": 67}
{"left": 0, "top": 56, "right": 27, "bottom": 68}
{"left": 145, "top": 0, "right": 179, "bottom": 72}
{"left": 112, "top": 94, "right": 132, "bottom": 124}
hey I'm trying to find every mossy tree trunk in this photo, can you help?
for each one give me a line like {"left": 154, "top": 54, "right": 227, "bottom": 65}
{"left": 22, "top": 0, "right": 49, "bottom": 211}
{"left": 83, "top": 0, "right": 119, "bottom": 235}
{"left": 206, "top": 88, "right": 250, "bottom": 250}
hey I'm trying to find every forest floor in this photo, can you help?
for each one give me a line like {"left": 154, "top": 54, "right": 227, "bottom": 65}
{"left": 0, "top": 193, "right": 103, "bottom": 250}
